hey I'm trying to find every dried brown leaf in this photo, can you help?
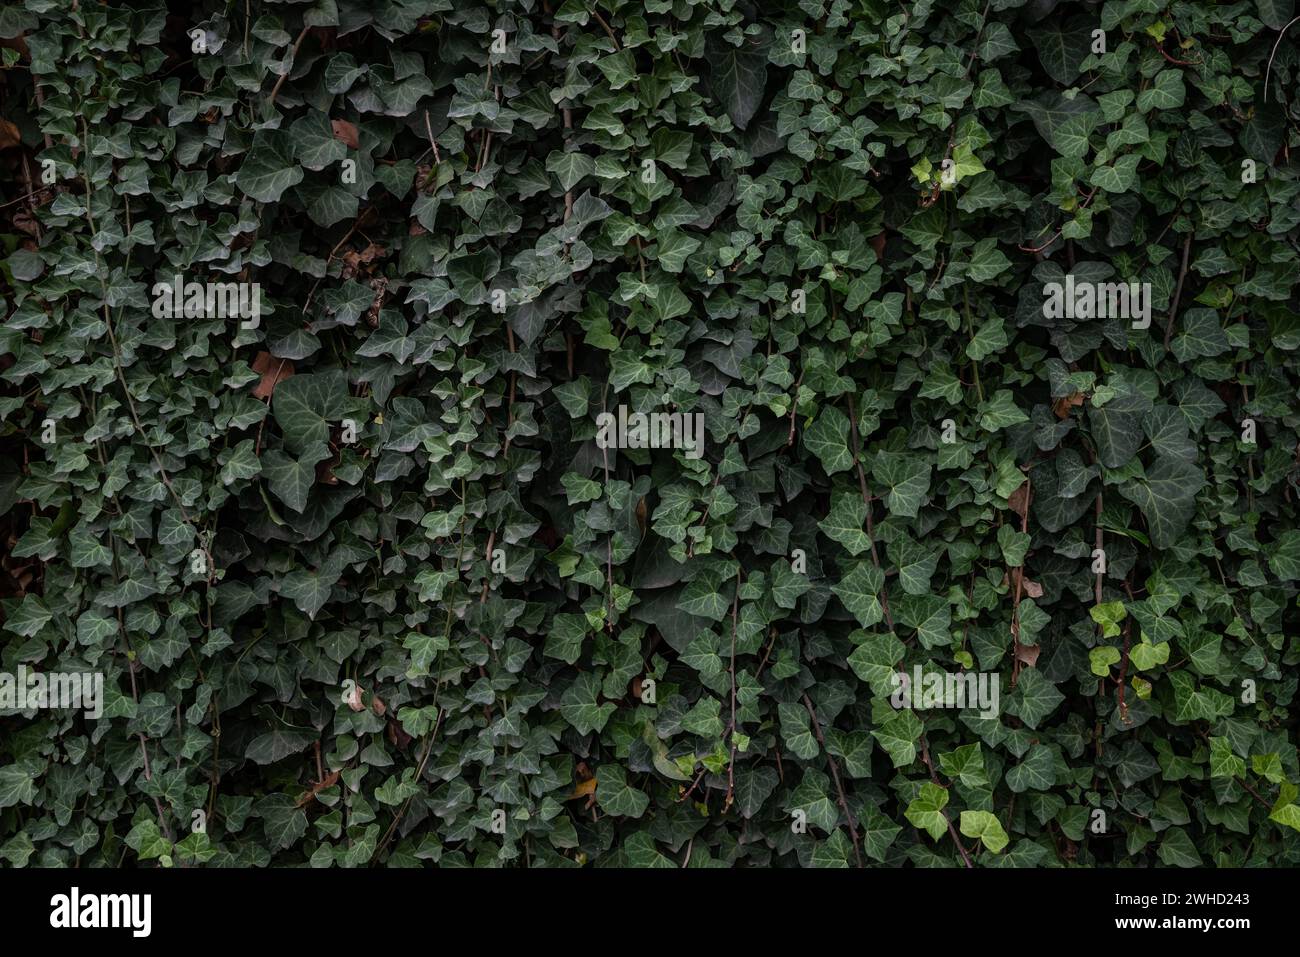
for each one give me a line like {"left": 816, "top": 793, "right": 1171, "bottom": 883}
{"left": 1015, "top": 643, "right": 1041, "bottom": 667}
{"left": 250, "top": 351, "right": 295, "bottom": 400}
{"left": 331, "top": 119, "right": 359, "bottom": 150}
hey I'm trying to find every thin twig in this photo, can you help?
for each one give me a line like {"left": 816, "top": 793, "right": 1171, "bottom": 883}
{"left": 1018, "top": 188, "right": 1099, "bottom": 253}
{"left": 267, "top": 25, "right": 312, "bottom": 106}
{"left": 920, "top": 737, "right": 974, "bottom": 868}
{"left": 802, "top": 694, "right": 864, "bottom": 867}
{"left": 724, "top": 571, "right": 741, "bottom": 811}
{"left": 1264, "top": 16, "right": 1300, "bottom": 103}
{"left": 845, "top": 396, "right": 894, "bottom": 631}
{"left": 1163, "top": 232, "right": 1193, "bottom": 350}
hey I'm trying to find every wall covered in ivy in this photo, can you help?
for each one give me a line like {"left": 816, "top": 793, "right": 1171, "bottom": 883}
{"left": 1, "top": 0, "right": 1299, "bottom": 868}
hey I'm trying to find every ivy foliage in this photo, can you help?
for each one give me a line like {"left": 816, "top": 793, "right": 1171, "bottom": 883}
{"left": 2, "top": 0, "right": 1300, "bottom": 868}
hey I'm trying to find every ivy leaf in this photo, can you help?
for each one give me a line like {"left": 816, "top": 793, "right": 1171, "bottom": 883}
{"left": 545, "top": 150, "right": 594, "bottom": 191}
{"left": 707, "top": 34, "right": 768, "bottom": 130}
{"left": 1257, "top": 0, "right": 1296, "bottom": 28}
{"left": 959, "top": 810, "right": 1009, "bottom": 853}
{"left": 1172, "top": 308, "right": 1229, "bottom": 362}
{"left": 1026, "top": 17, "right": 1092, "bottom": 85}
{"left": 543, "top": 613, "right": 587, "bottom": 665}
{"left": 0, "top": 764, "right": 39, "bottom": 809}
{"left": 247, "top": 725, "right": 316, "bottom": 765}
{"left": 1156, "top": 827, "right": 1203, "bottom": 867}
{"left": 1128, "top": 637, "right": 1170, "bottom": 671}
{"left": 734, "top": 766, "right": 779, "bottom": 819}
{"left": 125, "top": 819, "right": 172, "bottom": 861}
{"left": 939, "top": 744, "right": 989, "bottom": 789}
{"left": 262, "top": 446, "right": 329, "bottom": 513}
{"left": 1089, "top": 645, "right": 1121, "bottom": 676}
{"left": 2, "top": 596, "right": 52, "bottom": 637}
{"left": 1137, "top": 70, "right": 1186, "bottom": 112}
{"left": 967, "top": 317, "right": 1008, "bottom": 361}
{"left": 235, "top": 130, "right": 305, "bottom": 202}
{"left": 1269, "top": 784, "right": 1300, "bottom": 833}
{"left": 872, "top": 710, "right": 922, "bottom": 768}
{"left": 804, "top": 406, "right": 853, "bottom": 475}
{"left": 1089, "top": 153, "right": 1140, "bottom": 193}
{"left": 560, "top": 673, "right": 616, "bottom": 736}
{"left": 778, "top": 702, "right": 820, "bottom": 760}
{"left": 871, "top": 452, "right": 932, "bottom": 518}
{"left": 272, "top": 371, "right": 351, "bottom": 456}
{"left": 890, "top": 535, "right": 939, "bottom": 595}
{"left": 280, "top": 566, "right": 338, "bottom": 619}
{"left": 769, "top": 559, "right": 812, "bottom": 609}
{"left": 1005, "top": 670, "right": 1065, "bottom": 730}
{"left": 595, "top": 765, "right": 650, "bottom": 818}
{"left": 847, "top": 633, "right": 905, "bottom": 696}
{"left": 1005, "top": 745, "right": 1056, "bottom": 792}
{"left": 1088, "top": 390, "right": 1149, "bottom": 468}
{"left": 677, "top": 573, "right": 732, "bottom": 622}
{"left": 623, "top": 831, "right": 675, "bottom": 867}
{"left": 1118, "top": 455, "right": 1206, "bottom": 549}
{"left": 1268, "top": 531, "right": 1300, "bottom": 580}
{"left": 788, "top": 769, "right": 839, "bottom": 832}
{"left": 861, "top": 804, "right": 903, "bottom": 862}
{"left": 1209, "top": 737, "right": 1245, "bottom": 779}
{"left": 809, "top": 829, "right": 855, "bottom": 868}
{"left": 257, "top": 795, "right": 308, "bottom": 851}
{"left": 290, "top": 112, "right": 347, "bottom": 170}
{"left": 904, "top": 782, "right": 949, "bottom": 840}
{"left": 896, "top": 594, "right": 951, "bottom": 649}
{"left": 819, "top": 492, "right": 872, "bottom": 556}
{"left": 832, "top": 562, "right": 885, "bottom": 628}
{"left": 978, "top": 389, "right": 1029, "bottom": 431}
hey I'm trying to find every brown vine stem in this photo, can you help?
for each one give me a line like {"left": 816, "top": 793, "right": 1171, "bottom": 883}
{"left": 1155, "top": 41, "right": 1203, "bottom": 67}
{"left": 30, "top": 71, "right": 54, "bottom": 150}
{"left": 1264, "top": 16, "right": 1300, "bottom": 103}
{"left": 1239, "top": 778, "right": 1274, "bottom": 810}
{"left": 844, "top": 395, "right": 895, "bottom": 632}
{"left": 267, "top": 25, "right": 312, "bottom": 107}
{"left": 477, "top": 530, "right": 501, "bottom": 669}
{"left": 0, "top": 188, "right": 50, "bottom": 211}
{"left": 937, "top": 0, "right": 995, "bottom": 168}
{"left": 591, "top": 9, "right": 621, "bottom": 50}
{"left": 424, "top": 111, "right": 442, "bottom": 163}
{"left": 964, "top": 0, "right": 994, "bottom": 78}
{"left": 785, "top": 371, "right": 805, "bottom": 446}
{"left": 920, "top": 735, "right": 974, "bottom": 868}
{"left": 1009, "top": 477, "right": 1031, "bottom": 688}
{"left": 1117, "top": 579, "right": 1135, "bottom": 726}
{"left": 1163, "top": 232, "right": 1193, "bottom": 350}
{"left": 1093, "top": 486, "right": 1104, "bottom": 605}
{"left": 545, "top": 4, "right": 575, "bottom": 223}
{"left": 120, "top": 608, "right": 174, "bottom": 845}
{"left": 724, "top": 571, "right": 740, "bottom": 812}
{"left": 599, "top": 385, "right": 615, "bottom": 629}
{"left": 78, "top": 117, "right": 213, "bottom": 578}
{"left": 1018, "top": 187, "right": 1099, "bottom": 254}
{"left": 677, "top": 766, "right": 708, "bottom": 804}
{"left": 370, "top": 706, "right": 444, "bottom": 863}
{"left": 1087, "top": 444, "right": 1109, "bottom": 720}
{"left": 802, "top": 694, "right": 864, "bottom": 868}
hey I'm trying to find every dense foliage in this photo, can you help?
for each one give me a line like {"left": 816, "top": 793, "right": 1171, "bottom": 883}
{"left": 2, "top": 0, "right": 1300, "bottom": 869}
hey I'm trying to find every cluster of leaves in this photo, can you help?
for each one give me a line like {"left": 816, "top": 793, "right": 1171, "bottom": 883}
{"left": 1, "top": 0, "right": 1299, "bottom": 868}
